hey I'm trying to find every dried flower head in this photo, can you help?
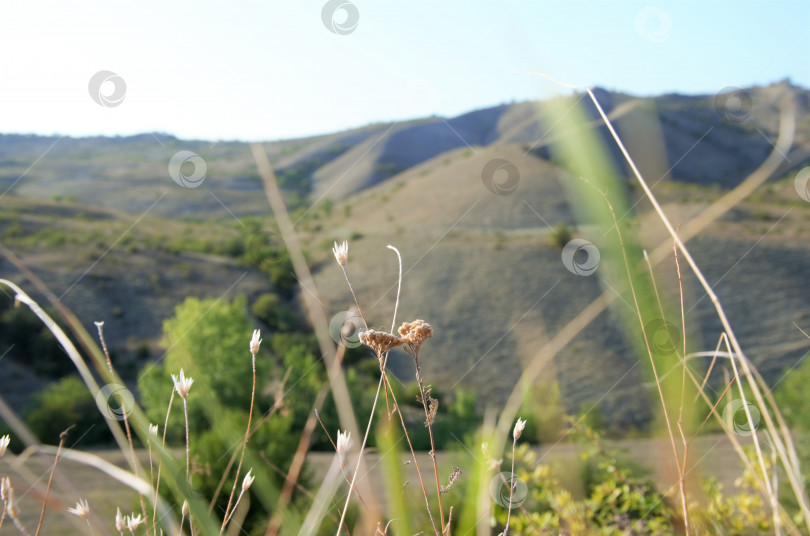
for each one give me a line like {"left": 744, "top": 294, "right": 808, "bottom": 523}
{"left": 398, "top": 319, "right": 433, "bottom": 349}
{"left": 513, "top": 417, "right": 527, "bottom": 440}
{"left": 1, "top": 476, "right": 10, "bottom": 502}
{"left": 242, "top": 468, "right": 255, "bottom": 492}
{"left": 440, "top": 466, "right": 462, "bottom": 494}
{"left": 6, "top": 486, "right": 19, "bottom": 519}
{"left": 336, "top": 430, "right": 352, "bottom": 460}
{"left": 332, "top": 240, "right": 348, "bottom": 267}
{"left": 359, "top": 329, "right": 403, "bottom": 355}
{"left": 0, "top": 434, "right": 9, "bottom": 457}
{"left": 67, "top": 498, "right": 90, "bottom": 519}
{"left": 250, "top": 329, "right": 262, "bottom": 355}
{"left": 148, "top": 424, "right": 159, "bottom": 436}
{"left": 115, "top": 507, "right": 126, "bottom": 531}
{"left": 171, "top": 369, "right": 194, "bottom": 399}
{"left": 126, "top": 513, "right": 144, "bottom": 533}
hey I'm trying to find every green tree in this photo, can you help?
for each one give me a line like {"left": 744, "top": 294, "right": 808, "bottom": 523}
{"left": 138, "top": 295, "right": 271, "bottom": 440}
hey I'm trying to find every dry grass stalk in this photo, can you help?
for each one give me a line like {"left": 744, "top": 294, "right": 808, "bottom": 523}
{"left": 221, "top": 331, "right": 260, "bottom": 533}
{"left": 398, "top": 318, "right": 446, "bottom": 532}
{"left": 34, "top": 427, "right": 71, "bottom": 536}
{"left": 96, "top": 321, "right": 149, "bottom": 525}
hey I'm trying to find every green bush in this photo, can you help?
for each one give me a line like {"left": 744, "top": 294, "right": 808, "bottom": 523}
{"left": 25, "top": 376, "right": 112, "bottom": 445}
{"left": 251, "top": 292, "right": 298, "bottom": 332}
{"left": 549, "top": 222, "right": 573, "bottom": 249}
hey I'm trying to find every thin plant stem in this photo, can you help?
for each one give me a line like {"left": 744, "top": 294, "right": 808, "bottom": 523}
{"left": 341, "top": 266, "right": 369, "bottom": 332}
{"left": 336, "top": 370, "right": 385, "bottom": 534}
{"left": 223, "top": 489, "right": 247, "bottom": 526}
{"left": 221, "top": 352, "right": 256, "bottom": 533}
{"left": 412, "top": 349, "right": 445, "bottom": 533}
{"left": 386, "top": 245, "right": 402, "bottom": 333}
{"left": 210, "top": 368, "right": 289, "bottom": 512}
{"left": 503, "top": 434, "right": 517, "bottom": 535}
{"left": 154, "top": 388, "right": 175, "bottom": 536}
{"left": 34, "top": 428, "right": 70, "bottom": 536}
{"left": 314, "top": 411, "right": 369, "bottom": 512}
{"left": 584, "top": 85, "right": 785, "bottom": 510}
{"left": 96, "top": 322, "right": 148, "bottom": 524}
{"left": 586, "top": 177, "right": 689, "bottom": 531}
{"left": 183, "top": 399, "right": 190, "bottom": 484}
{"left": 381, "top": 370, "right": 439, "bottom": 535}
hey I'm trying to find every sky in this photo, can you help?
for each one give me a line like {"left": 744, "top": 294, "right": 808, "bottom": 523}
{"left": 0, "top": 1, "right": 807, "bottom": 142}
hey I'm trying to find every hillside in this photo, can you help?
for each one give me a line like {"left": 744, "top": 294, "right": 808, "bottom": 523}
{"left": 2, "top": 80, "right": 810, "bottom": 429}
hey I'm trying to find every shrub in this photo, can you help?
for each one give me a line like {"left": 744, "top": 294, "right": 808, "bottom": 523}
{"left": 250, "top": 292, "right": 298, "bottom": 332}
{"left": 549, "top": 222, "right": 573, "bottom": 249}
{"left": 25, "top": 376, "right": 112, "bottom": 445}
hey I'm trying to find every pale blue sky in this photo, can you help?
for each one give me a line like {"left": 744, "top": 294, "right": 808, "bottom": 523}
{"left": 0, "top": 0, "right": 807, "bottom": 141}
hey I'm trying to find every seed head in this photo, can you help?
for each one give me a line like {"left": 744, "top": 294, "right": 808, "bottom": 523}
{"left": 181, "top": 500, "right": 190, "bottom": 517}
{"left": 513, "top": 417, "right": 527, "bottom": 440}
{"left": 0, "top": 434, "right": 9, "bottom": 457}
{"left": 1, "top": 476, "right": 10, "bottom": 501}
{"left": 332, "top": 240, "right": 348, "bottom": 267}
{"left": 242, "top": 468, "right": 255, "bottom": 491}
{"left": 171, "top": 369, "right": 194, "bottom": 399}
{"left": 398, "top": 319, "right": 433, "bottom": 349}
{"left": 359, "top": 329, "right": 403, "bottom": 355}
{"left": 336, "top": 430, "right": 352, "bottom": 461}
{"left": 126, "top": 513, "right": 144, "bottom": 533}
{"left": 148, "top": 424, "right": 159, "bottom": 436}
{"left": 67, "top": 498, "right": 90, "bottom": 519}
{"left": 250, "top": 329, "right": 262, "bottom": 354}
{"left": 6, "top": 486, "right": 19, "bottom": 519}
{"left": 115, "top": 507, "right": 126, "bottom": 531}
